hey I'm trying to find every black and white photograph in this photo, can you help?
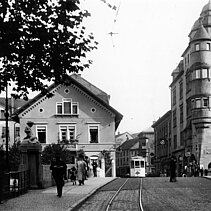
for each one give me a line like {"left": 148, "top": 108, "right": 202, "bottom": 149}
{"left": 0, "top": 0, "right": 211, "bottom": 210}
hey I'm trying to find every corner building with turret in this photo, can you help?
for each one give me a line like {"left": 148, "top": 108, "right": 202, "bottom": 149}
{"left": 170, "top": 1, "right": 211, "bottom": 175}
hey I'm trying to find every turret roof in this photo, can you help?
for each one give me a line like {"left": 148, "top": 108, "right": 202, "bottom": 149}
{"left": 191, "top": 21, "right": 211, "bottom": 42}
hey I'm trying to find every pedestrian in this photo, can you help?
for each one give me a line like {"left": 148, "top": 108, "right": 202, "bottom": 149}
{"left": 92, "top": 161, "right": 98, "bottom": 177}
{"left": 169, "top": 156, "right": 177, "bottom": 182}
{"left": 84, "top": 156, "right": 90, "bottom": 179}
{"left": 50, "top": 153, "right": 67, "bottom": 197}
{"left": 0, "top": 151, "right": 7, "bottom": 204}
{"left": 76, "top": 154, "right": 86, "bottom": 185}
{"left": 200, "top": 168, "right": 204, "bottom": 177}
{"left": 70, "top": 166, "right": 77, "bottom": 185}
{"left": 204, "top": 169, "right": 208, "bottom": 176}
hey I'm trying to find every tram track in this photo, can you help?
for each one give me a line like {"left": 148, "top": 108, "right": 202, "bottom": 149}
{"left": 75, "top": 177, "right": 143, "bottom": 211}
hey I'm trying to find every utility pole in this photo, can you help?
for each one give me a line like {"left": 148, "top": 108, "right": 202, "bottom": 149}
{"left": 5, "top": 82, "right": 9, "bottom": 169}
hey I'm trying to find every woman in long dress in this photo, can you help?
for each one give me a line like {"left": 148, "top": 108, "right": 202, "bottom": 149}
{"left": 77, "top": 154, "right": 86, "bottom": 185}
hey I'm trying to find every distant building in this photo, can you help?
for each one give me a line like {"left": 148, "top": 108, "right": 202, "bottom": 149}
{"left": 115, "top": 132, "right": 134, "bottom": 145}
{"left": 138, "top": 127, "right": 155, "bottom": 173}
{"left": 116, "top": 138, "right": 140, "bottom": 177}
{"left": 0, "top": 97, "right": 27, "bottom": 148}
{"left": 152, "top": 111, "right": 171, "bottom": 175}
{"left": 116, "top": 126, "right": 155, "bottom": 177}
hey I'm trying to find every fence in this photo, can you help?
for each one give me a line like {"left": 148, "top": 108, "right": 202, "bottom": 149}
{"left": 3, "top": 170, "right": 29, "bottom": 200}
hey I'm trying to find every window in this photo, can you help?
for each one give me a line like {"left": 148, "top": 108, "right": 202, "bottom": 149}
{"left": 180, "top": 104, "right": 183, "bottom": 124}
{"left": 195, "top": 99, "right": 201, "bottom": 108}
{"left": 1, "top": 127, "right": 9, "bottom": 138}
{"left": 209, "top": 69, "right": 211, "bottom": 78}
{"left": 173, "top": 110, "right": 177, "bottom": 128}
{"left": 63, "top": 99, "right": 71, "bottom": 114}
{"left": 195, "top": 69, "right": 200, "bottom": 79}
{"left": 179, "top": 81, "right": 183, "bottom": 99}
{"left": 56, "top": 103, "right": 62, "bottom": 114}
{"left": 173, "top": 88, "right": 176, "bottom": 105}
{"left": 202, "top": 68, "right": 208, "bottom": 78}
{"left": 89, "top": 125, "right": 99, "bottom": 143}
{"left": 59, "top": 125, "right": 76, "bottom": 142}
{"left": 174, "top": 135, "right": 177, "bottom": 149}
{"left": 186, "top": 72, "right": 191, "bottom": 92}
{"left": 36, "top": 126, "right": 47, "bottom": 143}
{"left": 195, "top": 43, "right": 200, "bottom": 51}
{"left": 192, "top": 68, "right": 210, "bottom": 80}
{"left": 56, "top": 98, "right": 79, "bottom": 115}
{"left": 206, "top": 43, "right": 210, "bottom": 50}
{"left": 15, "top": 127, "right": 20, "bottom": 138}
{"left": 0, "top": 109, "right": 4, "bottom": 119}
{"left": 72, "top": 103, "right": 79, "bottom": 114}
{"left": 203, "top": 98, "right": 209, "bottom": 107}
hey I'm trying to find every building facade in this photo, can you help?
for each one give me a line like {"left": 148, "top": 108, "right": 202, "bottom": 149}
{"left": 116, "top": 138, "right": 140, "bottom": 177}
{"left": 170, "top": 1, "right": 211, "bottom": 175}
{"left": 152, "top": 111, "right": 171, "bottom": 176}
{"left": 0, "top": 97, "right": 27, "bottom": 148}
{"left": 115, "top": 132, "right": 134, "bottom": 145}
{"left": 138, "top": 127, "right": 155, "bottom": 173}
{"left": 12, "top": 74, "right": 123, "bottom": 176}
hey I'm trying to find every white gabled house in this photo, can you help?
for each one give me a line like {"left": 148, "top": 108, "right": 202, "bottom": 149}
{"left": 12, "top": 74, "right": 123, "bottom": 176}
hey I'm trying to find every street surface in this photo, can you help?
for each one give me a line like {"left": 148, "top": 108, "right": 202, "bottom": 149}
{"left": 142, "top": 177, "right": 211, "bottom": 211}
{"left": 75, "top": 177, "right": 211, "bottom": 211}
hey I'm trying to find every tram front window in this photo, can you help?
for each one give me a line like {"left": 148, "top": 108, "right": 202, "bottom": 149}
{"left": 141, "top": 161, "right": 144, "bottom": 168}
{"left": 135, "top": 161, "right": 140, "bottom": 167}
{"left": 131, "top": 161, "right": 134, "bottom": 168}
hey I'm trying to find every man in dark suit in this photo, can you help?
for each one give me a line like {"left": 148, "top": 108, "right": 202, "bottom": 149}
{"left": 50, "top": 154, "right": 67, "bottom": 197}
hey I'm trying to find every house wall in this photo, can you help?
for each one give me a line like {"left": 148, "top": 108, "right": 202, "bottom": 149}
{"left": 0, "top": 120, "right": 19, "bottom": 147}
{"left": 18, "top": 84, "right": 117, "bottom": 164}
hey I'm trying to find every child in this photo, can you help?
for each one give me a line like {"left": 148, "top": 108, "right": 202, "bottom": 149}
{"left": 70, "top": 166, "right": 77, "bottom": 185}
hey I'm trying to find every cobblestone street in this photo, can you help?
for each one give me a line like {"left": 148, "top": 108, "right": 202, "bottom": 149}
{"left": 142, "top": 177, "right": 211, "bottom": 211}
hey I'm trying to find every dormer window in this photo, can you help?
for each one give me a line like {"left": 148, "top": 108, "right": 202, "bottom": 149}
{"left": 195, "top": 43, "right": 200, "bottom": 51}
{"left": 56, "top": 98, "right": 79, "bottom": 115}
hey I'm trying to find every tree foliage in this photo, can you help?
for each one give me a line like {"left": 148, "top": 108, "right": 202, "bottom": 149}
{"left": 41, "top": 143, "right": 73, "bottom": 165}
{"left": 0, "top": 0, "right": 98, "bottom": 99}
{"left": 101, "top": 150, "right": 112, "bottom": 170}
{"left": 9, "top": 141, "right": 21, "bottom": 171}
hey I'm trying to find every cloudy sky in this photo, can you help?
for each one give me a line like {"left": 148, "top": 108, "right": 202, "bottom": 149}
{"left": 80, "top": 0, "right": 208, "bottom": 134}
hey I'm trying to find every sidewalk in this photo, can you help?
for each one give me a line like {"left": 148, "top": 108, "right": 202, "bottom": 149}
{"left": 0, "top": 177, "right": 116, "bottom": 211}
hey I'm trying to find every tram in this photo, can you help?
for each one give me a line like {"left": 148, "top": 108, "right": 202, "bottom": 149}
{"left": 130, "top": 156, "right": 146, "bottom": 177}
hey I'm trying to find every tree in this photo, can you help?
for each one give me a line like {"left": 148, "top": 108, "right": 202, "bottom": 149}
{"left": 0, "top": 0, "right": 98, "bottom": 99}
{"left": 8, "top": 141, "right": 21, "bottom": 171}
{"left": 101, "top": 149, "right": 112, "bottom": 175}
{"left": 41, "top": 143, "right": 73, "bottom": 165}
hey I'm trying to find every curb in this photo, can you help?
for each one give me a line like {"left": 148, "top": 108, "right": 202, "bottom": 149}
{"left": 67, "top": 178, "right": 117, "bottom": 211}
{"left": 202, "top": 176, "right": 211, "bottom": 180}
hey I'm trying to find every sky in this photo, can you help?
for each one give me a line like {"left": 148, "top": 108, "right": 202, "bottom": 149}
{"left": 79, "top": 0, "right": 209, "bottom": 134}
{"left": 0, "top": 0, "right": 209, "bottom": 134}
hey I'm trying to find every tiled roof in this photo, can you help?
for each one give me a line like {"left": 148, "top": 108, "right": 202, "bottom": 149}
{"left": 191, "top": 23, "right": 211, "bottom": 42}
{"left": 0, "top": 97, "right": 28, "bottom": 111}
{"left": 118, "top": 138, "right": 140, "bottom": 150}
{"left": 71, "top": 74, "right": 110, "bottom": 104}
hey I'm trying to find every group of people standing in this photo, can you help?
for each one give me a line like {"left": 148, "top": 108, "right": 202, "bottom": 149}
{"left": 50, "top": 153, "right": 98, "bottom": 197}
